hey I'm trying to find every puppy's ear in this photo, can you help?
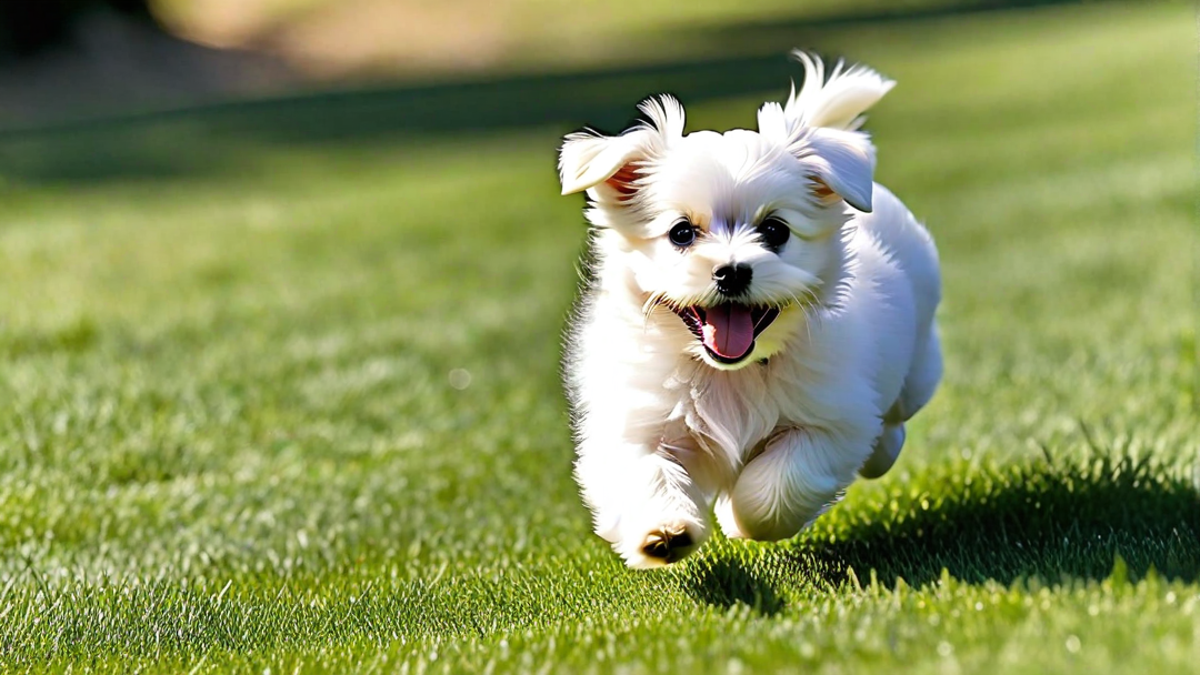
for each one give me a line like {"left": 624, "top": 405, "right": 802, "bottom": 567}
{"left": 559, "top": 95, "right": 685, "bottom": 200}
{"left": 802, "top": 126, "right": 876, "bottom": 213}
{"left": 558, "top": 129, "right": 655, "bottom": 199}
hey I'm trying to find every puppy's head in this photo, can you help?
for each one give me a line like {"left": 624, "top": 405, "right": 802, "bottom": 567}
{"left": 560, "top": 54, "right": 894, "bottom": 370}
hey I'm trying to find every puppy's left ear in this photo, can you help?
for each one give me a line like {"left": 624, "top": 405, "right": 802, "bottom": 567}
{"left": 803, "top": 126, "right": 876, "bottom": 213}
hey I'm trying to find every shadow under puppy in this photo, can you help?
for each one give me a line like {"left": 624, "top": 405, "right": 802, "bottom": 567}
{"left": 558, "top": 52, "right": 942, "bottom": 568}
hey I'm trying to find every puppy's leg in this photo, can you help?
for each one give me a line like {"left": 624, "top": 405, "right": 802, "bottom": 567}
{"left": 576, "top": 441, "right": 710, "bottom": 568}
{"left": 618, "top": 451, "right": 710, "bottom": 568}
{"left": 859, "top": 422, "right": 905, "bottom": 479}
{"left": 899, "top": 325, "right": 943, "bottom": 421}
{"left": 859, "top": 326, "right": 941, "bottom": 479}
{"left": 718, "top": 427, "right": 864, "bottom": 541}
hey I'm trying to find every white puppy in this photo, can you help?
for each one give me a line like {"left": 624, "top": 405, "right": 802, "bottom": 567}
{"left": 558, "top": 53, "right": 942, "bottom": 568}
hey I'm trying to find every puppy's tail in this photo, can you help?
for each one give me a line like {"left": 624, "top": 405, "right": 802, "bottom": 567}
{"left": 783, "top": 51, "right": 895, "bottom": 132}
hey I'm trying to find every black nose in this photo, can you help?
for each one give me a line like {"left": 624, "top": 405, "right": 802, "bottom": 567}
{"left": 713, "top": 264, "right": 752, "bottom": 297}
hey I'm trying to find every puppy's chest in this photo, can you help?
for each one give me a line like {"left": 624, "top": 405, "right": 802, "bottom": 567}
{"left": 670, "top": 366, "right": 791, "bottom": 459}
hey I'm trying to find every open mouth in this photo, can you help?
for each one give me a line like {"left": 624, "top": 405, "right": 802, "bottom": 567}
{"left": 671, "top": 303, "right": 781, "bottom": 365}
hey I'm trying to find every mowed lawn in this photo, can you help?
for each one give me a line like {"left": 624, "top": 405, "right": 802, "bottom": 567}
{"left": 0, "top": 2, "right": 1196, "bottom": 673}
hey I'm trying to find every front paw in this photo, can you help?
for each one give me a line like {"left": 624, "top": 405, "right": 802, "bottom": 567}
{"left": 614, "top": 515, "right": 707, "bottom": 569}
{"left": 640, "top": 526, "right": 695, "bottom": 564}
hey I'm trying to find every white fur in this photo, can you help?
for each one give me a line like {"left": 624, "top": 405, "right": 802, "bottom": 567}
{"left": 558, "top": 52, "right": 942, "bottom": 568}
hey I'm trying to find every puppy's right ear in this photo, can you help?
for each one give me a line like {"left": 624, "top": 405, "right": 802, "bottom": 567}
{"left": 558, "top": 95, "right": 685, "bottom": 200}
{"left": 558, "top": 129, "right": 655, "bottom": 199}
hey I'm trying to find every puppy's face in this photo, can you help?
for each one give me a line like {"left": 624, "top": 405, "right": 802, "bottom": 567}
{"left": 561, "top": 97, "right": 877, "bottom": 370}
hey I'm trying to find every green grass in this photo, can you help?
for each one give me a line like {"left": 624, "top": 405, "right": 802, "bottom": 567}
{"left": 0, "top": 2, "right": 1196, "bottom": 673}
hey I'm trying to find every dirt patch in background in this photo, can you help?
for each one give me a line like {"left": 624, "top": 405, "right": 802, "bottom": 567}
{"left": 264, "top": 0, "right": 515, "bottom": 78}
{"left": 185, "top": 0, "right": 816, "bottom": 79}
{"left": 160, "top": 0, "right": 690, "bottom": 81}
{"left": 0, "top": 0, "right": 570, "bottom": 126}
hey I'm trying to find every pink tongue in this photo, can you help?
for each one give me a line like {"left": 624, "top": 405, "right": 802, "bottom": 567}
{"left": 701, "top": 303, "right": 755, "bottom": 359}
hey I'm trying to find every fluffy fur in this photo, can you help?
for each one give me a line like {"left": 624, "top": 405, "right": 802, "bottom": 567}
{"left": 558, "top": 52, "right": 942, "bottom": 568}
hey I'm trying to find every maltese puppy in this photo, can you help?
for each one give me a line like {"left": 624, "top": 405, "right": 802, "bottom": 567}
{"left": 557, "top": 52, "right": 941, "bottom": 568}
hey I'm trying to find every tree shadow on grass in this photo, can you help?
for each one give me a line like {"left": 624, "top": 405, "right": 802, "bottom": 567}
{"left": 685, "top": 453, "right": 1200, "bottom": 610}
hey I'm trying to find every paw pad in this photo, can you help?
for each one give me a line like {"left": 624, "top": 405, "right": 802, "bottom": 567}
{"left": 640, "top": 529, "right": 694, "bottom": 563}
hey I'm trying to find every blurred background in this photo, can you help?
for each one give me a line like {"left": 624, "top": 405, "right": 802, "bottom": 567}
{"left": 1, "top": 0, "right": 1043, "bottom": 124}
{"left": 2, "top": 0, "right": 1165, "bottom": 128}
{"left": 1, "top": 0, "right": 1186, "bottom": 187}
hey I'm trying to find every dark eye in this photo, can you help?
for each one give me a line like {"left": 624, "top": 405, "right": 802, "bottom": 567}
{"left": 756, "top": 217, "right": 791, "bottom": 251}
{"left": 668, "top": 220, "right": 697, "bottom": 248}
